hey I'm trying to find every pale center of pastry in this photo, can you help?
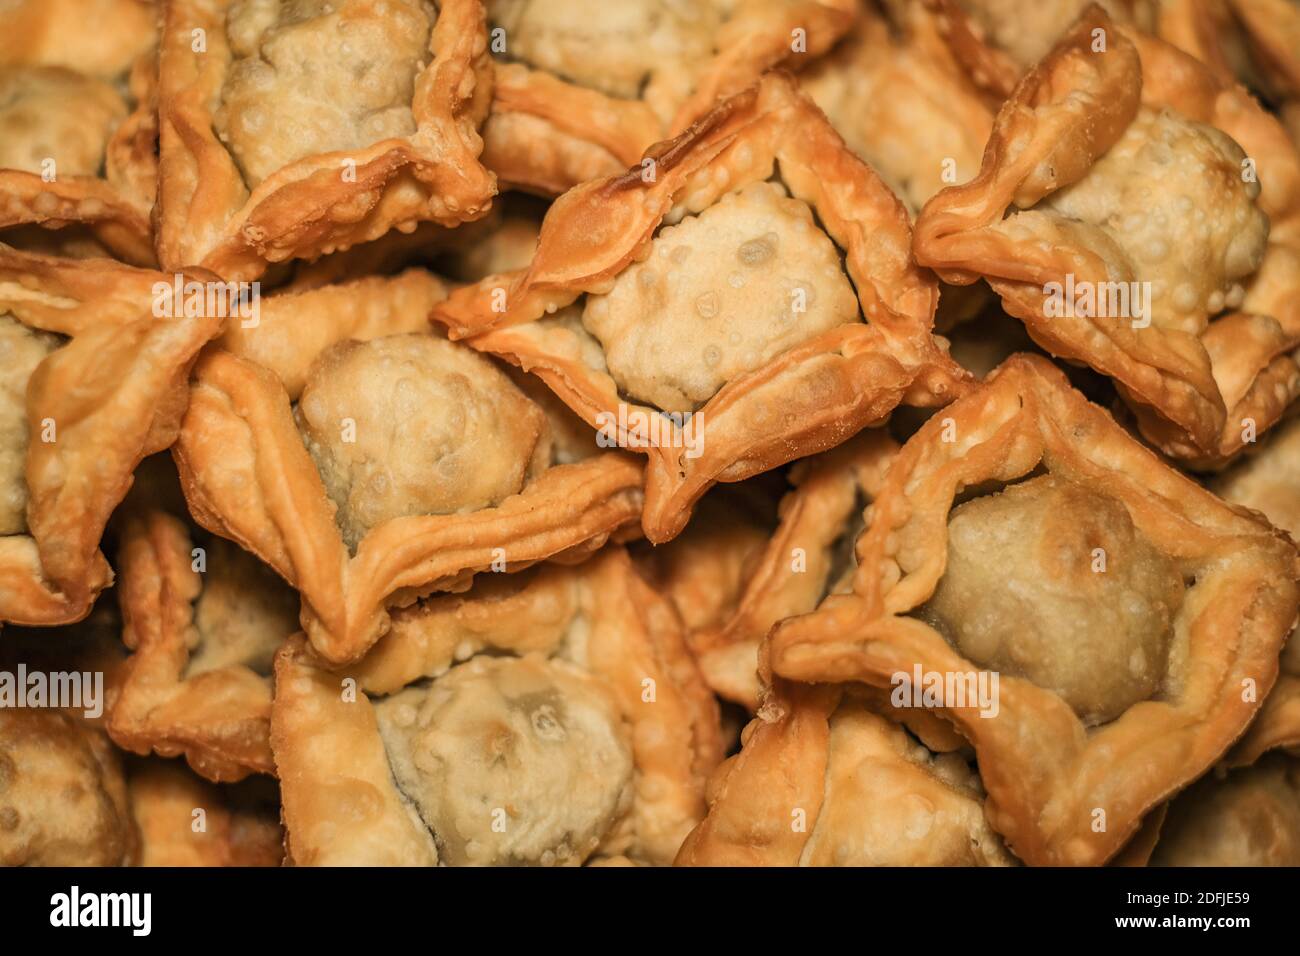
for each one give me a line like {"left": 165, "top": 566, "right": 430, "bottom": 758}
{"left": 957, "top": 0, "right": 1150, "bottom": 68}
{"left": 1037, "top": 107, "right": 1267, "bottom": 333}
{"left": 802, "top": 702, "right": 1011, "bottom": 867}
{"left": 0, "top": 66, "right": 127, "bottom": 177}
{"left": 581, "top": 181, "right": 861, "bottom": 413}
{"left": 920, "top": 473, "right": 1183, "bottom": 725}
{"left": 0, "top": 711, "right": 131, "bottom": 866}
{"left": 216, "top": 0, "right": 437, "bottom": 187}
{"left": 374, "top": 655, "right": 634, "bottom": 866}
{"left": 0, "top": 315, "right": 60, "bottom": 536}
{"left": 187, "top": 538, "right": 301, "bottom": 679}
{"left": 487, "top": 0, "right": 722, "bottom": 99}
{"left": 1152, "top": 755, "right": 1300, "bottom": 866}
{"left": 294, "top": 334, "right": 550, "bottom": 550}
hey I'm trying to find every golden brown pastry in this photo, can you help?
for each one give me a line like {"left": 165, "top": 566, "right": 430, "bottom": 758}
{"left": 686, "top": 431, "right": 897, "bottom": 711}
{"left": 110, "top": 482, "right": 299, "bottom": 782}
{"left": 923, "top": 0, "right": 1155, "bottom": 99}
{"left": 271, "top": 548, "right": 723, "bottom": 865}
{"left": 0, "top": 0, "right": 157, "bottom": 79}
{"left": 801, "top": 1, "right": 992, "bottom": 214}
{"left": 1151, "top": 755, "right": 1300, "bottom": 865}
{"left": 1227, "top": 0, "right": 1300, "bottom": 101}
{"left": 1212, "top": 416, "right": 1300, "bottom": 764}
{"left": 433, "top": 73, "right": 970, "bottom": 544}
{"left": 155, "top": 0, "right": 497, "bottom": 280}
{"left": 768, "top": 353, "right": 1300, "bottom": 866}
{"left": 915, "top": 9, "right": 1300, "bottom": 469}
{"left": 677, "top": 680, "right": 1015, "bottom": 865}
{"left": 128, "top": 758, "right": 283, "bottom": 866}
{"left": 483, "top": 0, "right": 858, "bottom": 195}
{"left": 0, "top": 248, "right": 223, "bottom": 626}
{"left": 172, "top": 270, "right": 644, "bottom": 664}
{"left": 0, "top": 1, "right": 157, "bottom": 264}
{"left": 0, "top": 710, "right": 137, "bottom": 866}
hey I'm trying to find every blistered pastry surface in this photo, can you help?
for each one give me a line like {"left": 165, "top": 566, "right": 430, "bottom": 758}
{"left": 375, "top": 655, "right": 634, "bottom": 865}
{"left": 581, "top": 182, "right": 861, "bottom": 413}
{"left": 295, "top": 334, "right": 550, "bottom": 549}
{"left": 1032, "top": 107, "right": 1267, "bottom": 333}
{"left": 216, "top": 0, "right": 437, "bottom": 187}
{"left": 921, "top": 474, "right": 1183, "bottom": 725}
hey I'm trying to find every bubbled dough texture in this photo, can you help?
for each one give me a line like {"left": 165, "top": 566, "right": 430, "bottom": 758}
{"left": 187, "top": 537, "right": 301, "bottom": 679}
{"left": 802, "top": 702, "right": 1013, "bottom": 866}
{"left": 488, "top": 0, "right": 722, "bottom": 99}
{"left": 582, "top": 182, "right": 861, "bottom": 413}
{"left": 0, "top": 66, "right": 126, "bottom": 176}
{"left": 1033, "top": 108, "right": 1267, "bottom": 333}
{"left": 1152, "top": 755, "right": 1300, "bottom": 866}
{"left": 0, "top": 315, "right": 60, "bottom": 536}
{"left": 295, "top": 334, "right": 551, "bottom": 551}
{"left": 921, "top": 474, "right": 1184, "bottom": 726}
{"left": 216, "top": 0, "right": 437, "bottom": 188}
{"left": 374, "top": 655, "right": 634, "bottom": 866}
{"left": 0, "top": 710, "right": 133, "bottom": 866}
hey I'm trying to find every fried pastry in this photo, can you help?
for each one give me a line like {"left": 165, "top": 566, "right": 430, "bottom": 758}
{"left": 0, "top": 1, "right": 157, "bottom": 264}
{"left": 482, "top": 0, "right": 857, "bottom": 195}
{"left": 0, "top": 709, "right": 137, "bottom": 866}
{"left": 128, "top": 757, "right": 284, "bottom": 866}
{"left": 802, "top": 1, "right": 992, "bottom": 214}
{"left": 271, "top": 548, "right": 723, "bottom": 865}
{"left": 1151, "top": 754, "right": 1300, "bottom": 865}
{"left": 635, "top": 481, "right": 780, "bottom": 710}
{"left": 768, "top": 353, "right": 1300, "bottom": 866}
{"left": 155, "top": 0, "right": 497, "bottom": 280}
{"left": 922, "top": 0, "right": 1155, "bottom": 99}
{"left": 433, "top": 73, "right": 970, "bottom": 543}
{"left": 1212, "top": 417, "right": 1300, "bottom": 765}
{"left": 676, "top": 680, "right": 1015, "bottom": 866}
{"left": 110, "top": 467, "right": 300, "bottom": 782}
{"left": 685, "top": 431, "right": 896, "bottom": 711}
{"left": 1227, "top": 0, "right": 1300, "bottom": 101}
{"left": 172, "top": 270, "right": 643, "bottom": 664}
{"left": 0, "top": 248, "right": 223, "bottom": 626}
{"left": 915, "top": 8, "right": 1300, "bottom": 468}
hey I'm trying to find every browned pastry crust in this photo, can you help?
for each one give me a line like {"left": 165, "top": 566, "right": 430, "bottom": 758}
{"left": 0, "top": 248, "right": 223, "bottom": 626}
{"left": 767, "top": 353, "right": 1300, "bottom": 866}
{"left": 921, "top": 0, "right": 1155, "bottom": 101}
{"left": 802, "top": 1, "right": 993, "bottom": 214}
{"left": 914, "top": 9, "right": 1300, "bottom": 469}
{"left": 1212, "top": 416, "right": 1300, "bottom": 765}
{"left": 1228, "top": 0, "right": 1300, "bottom": 100}
{"left": 1151, "top": 754, "right": 1300, "bottom": 865}
{"left": 482, "top": 0, "right": 858, "bottom": 195}
{"left": 1108, "top": 804, "right": 1167, "bottom": 866}
{"left": 155, "top": 0, "right": 497, "bottom": 280}
{"left": 272, "top": 548, "right": 723, "bottom": 865}
{"left": 172, "top": 272, "right": 644, "bottom": 665}
{"left": 0, "top": 2, "right": 158, "bottom": 265}
{"left": 111, "top": 508, "right": 298, "bottom": 782}
{"left": 685, "top": 431, "right": 896, "bottom": 711}
{"left": 433, "top": 73, "right": 970, "bottom": 544}
{"left": 0, "top": 709, "right": 137, "bottom": 866}
{"left": 128, "top": 758, "right": 284, "bottom": 866}
{"left": 676, "top": 680, "right": 1015, "bottom": 866}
